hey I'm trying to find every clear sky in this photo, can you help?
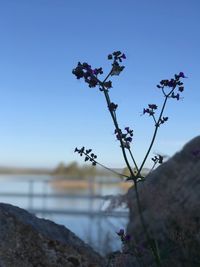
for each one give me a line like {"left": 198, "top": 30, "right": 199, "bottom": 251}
{"left": 0, "top": 0, "right": 199, "bottom": 169}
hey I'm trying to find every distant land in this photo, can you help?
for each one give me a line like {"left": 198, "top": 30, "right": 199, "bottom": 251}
{"left": 0, "top": 166, "right": 52, "bottom": 175}
{"left": 0, "top": 162, "right": 150, "bottom": 179}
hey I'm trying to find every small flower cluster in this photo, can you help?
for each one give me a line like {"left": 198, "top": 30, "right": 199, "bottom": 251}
{"left": 109, "top": 102, "right": 118, "bottom": 112}
{"left": 72, "top": 62, "right": 103, "bottom": 88}
{"left": 114, "top": 127, "right": 133, "bottom": 149}
{"left": 157, "top": 72, "right": 186, "bottom": 100}
{"left": 72, "top": 51, "right": 126, "bottom": 90}
{"left": 108, "top": 51, "right": 126, "bottom": 61}
{"left": 157, "top": 116, "right": 168, "bottom": 126}
{"left": 191, "top": 149, "right": 200, "bottom": 159}
{"left": 143, "top": 104, "right": 158, "bottom": 116}
{"left": 74, "top": 147, "right": 97, "bottom": 166}
{"left": 108, "top": 51, "right": 126, "bottom": 76}
{"left": 143, "top": 104, "right": 168, "bottom": 127}
{"left": 171, "top": 92, "right": 180, "bottom": 100}
{"left": 151, "top": 154, "right": 164, "bottom": 164}
{"left": 116, "top": 229, "right": 131, "bottom": 243}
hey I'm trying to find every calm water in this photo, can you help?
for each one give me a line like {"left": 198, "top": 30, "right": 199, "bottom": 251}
{"left": 0, "top": 174, "right": 129, "bottom": 254}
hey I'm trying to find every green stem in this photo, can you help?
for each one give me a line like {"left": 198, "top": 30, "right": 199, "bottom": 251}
{"left": 128, "top": 149, "right": 139, "bottom": 173}
{"left": 149, "top": 161, "right": 157, "bottom": 173}
{"left": 103, "top": 89, "right": 136, "bottom": 180}
{"left": 134, "top": 182, "right": 161, "bottom": 266}
{"left": 83, "top": 152, "right": 129, "bottom": 178}
{"left": 137, "top": 88, "right": 174, "bottom": 179}
{"left": 133, "top": 89, "right": 175, "bottom": 266}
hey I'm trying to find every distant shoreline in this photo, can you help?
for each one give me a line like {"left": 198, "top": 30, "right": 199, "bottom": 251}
{"left": 0, "top": 164, "right": 150, "bottom": 179}
{"left": 0, "top": 164, "right": 124, "bottom": 177}
{"left": 0, "top": 167, "right": 52, "bottom": 175}
{"left": 51, "top": 178, "right": 133, "bottom": 190}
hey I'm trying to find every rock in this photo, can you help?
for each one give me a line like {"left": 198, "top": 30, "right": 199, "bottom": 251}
{"left": 0, "top": 203, "right": 105, "bottom": 267}
{"left": 106, "top": 251, "right": 141, "bottom": 267}
{"left": 126, "top": 136, "right": 200, "bottom": 266}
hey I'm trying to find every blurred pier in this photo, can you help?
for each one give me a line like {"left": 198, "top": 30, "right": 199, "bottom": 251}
{"left": 0, "top": 176, "right": 129, "bottom": 254}
{"left": 0, "top": 190, "right": 128, "bottom": 218}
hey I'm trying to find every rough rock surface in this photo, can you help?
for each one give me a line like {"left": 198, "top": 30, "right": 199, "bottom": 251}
{"left": 0, "top": 203, "right": 105, "bottom": 267}
{"left": 126, "top": 136, "right": 200, "bottom": 266}
{"left": 106, "top": 251, "right": 142, "bottom": 267}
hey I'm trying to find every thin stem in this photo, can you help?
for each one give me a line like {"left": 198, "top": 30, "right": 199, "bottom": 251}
{"left": 134, "top": 182, "right": 161, "bottom": 266}
{"left": 103, "top": 89, "right": 136, "bottom": 180}
{"left": 131, "top": 89, "right": 176, "bottom": 266}
{"left": 101, "top": 65, "right": 164, "bottom": 265}
{"left": 161, "top": 87, "right": 166, "bottom": 97}
{"left": 82, "top": 152, "right": 129, "bottom": 178}
{"left": 152, "top": 114, "right": 157, "bottom": 125}
{"left": 102, "top": 68, "right": 113, "bottom": 83}
{"left": 102, "top": 57, "right": 120, "bottom": 84}
{"left": 134, "top": 182, "right": 149, "bottom": 237}
{"left": 137, "top": 88, "right": 174, "bottom": 178}
{"left": 133, "top": 87, "right": 176, "bottom": 265}
{"left": 97, "top": 161, "right": 129, "bottom": 178}
{"left": 128, "top": 149, "right": 139, "bottom": 172}
{"left": 149, "top": 161, "right": 157, "bottom": 174}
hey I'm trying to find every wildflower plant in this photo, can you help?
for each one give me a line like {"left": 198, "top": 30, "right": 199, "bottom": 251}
{"left": 72, "top": 51, "right": 186, "bottom": 266}
{"left": 116, "top": 228, "right": 131, "bottom": 252}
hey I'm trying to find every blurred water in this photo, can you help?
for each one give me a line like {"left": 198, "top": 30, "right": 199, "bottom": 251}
{"left": 0, "top": 174, "right": 129, "bottom": 254}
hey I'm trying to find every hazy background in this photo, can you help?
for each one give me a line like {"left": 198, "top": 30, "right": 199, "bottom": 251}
{"left": 0, "top": 0, "right": 199, "bottom": 169}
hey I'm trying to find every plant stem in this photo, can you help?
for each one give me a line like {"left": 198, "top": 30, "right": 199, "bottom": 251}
{"left": 100, "top": 67, "right": 176, "bottom": 266}
{"left": 102, "top": 85, "right": 161, "bottom": 264}
{"left": 137, "top": 90, "right": 173, "bottom": 178}
{"left": 82, "top": 152, "right": 129, "bottom": 178}
{"left": 149, "top": 161, "right": 157, "bottom": 173}
{"left": 103, "top": 89, "right": 136, "bottom": 180}
{"left": 134, "top": 181, "right": 161, "bottom": 266}
{"left": 132, "top": 89, "right": 175, "bottom": 266}
{"left": 128, "top": 149, "right": 139, "bottom": 173}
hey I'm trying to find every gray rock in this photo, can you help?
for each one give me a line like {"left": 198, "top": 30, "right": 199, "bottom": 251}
{"left": 106, "top": 251, "right": 141, "bottom": 267}
{"left": 0, "top": 203, "right": 105, "bottom": 267}
{"left": 126, "top": 136, "right": 200, "bottom": 266}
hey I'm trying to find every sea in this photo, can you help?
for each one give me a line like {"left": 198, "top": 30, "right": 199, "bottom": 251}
{"left": 0, "top": 174, "right": 130, "bottom": 255}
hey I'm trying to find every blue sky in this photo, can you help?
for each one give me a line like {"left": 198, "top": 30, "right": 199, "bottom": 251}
{"left": 0, "top": 0, "right": 199, "bottom": 168}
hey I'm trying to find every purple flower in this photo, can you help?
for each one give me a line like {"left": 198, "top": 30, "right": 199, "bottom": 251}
{"left": 160, "top": 79, "right": 169, "bottom": 86}
{"left": 121, "top": 53, "right": 126, "bottom": 59}
{"left": 113, "top": 51, "right": 121, "bottom": 57}
{"left": 117, "top": 229, "right": 124, "bottom": 236}
{"left": 179, "top": 72, "right": 187, "bottom": 78}
{"left": 92, "top": 69, "right": 98, "bottom": 75}
{"left": 143, "top": 108, "right": 155, "bottom": 116}
{"left": 125, "top": 137, "right": 132, "bottom": 142}
{"left": 124, "top": 234, "right": 131, "bottom": 241}
{"left": 148, "top": 104, "right": 158, "bottom": 110}
{"left": 178, "top": 86, "right": 184, "bottom": 92}
{"left": 192, "top": 149, "right": 200, "bottom": 158}
{"left": 167, "top": 79, "right": 176, "bottom": 87}
{"left": 151, "top": 154, "right": 164, "bottom": 164}
{"left": 72, "top": 65, "right": 84, "bottom": 79}
{"left": 171, "top": 92, "right": 180, "bottom": 100}
{"left": 104, "top": 80, "right": 112, "bottom": 89}
{"left": 111, "top": 62, "right": 125, "bottom": 76}
{"left": 109, "top": 102, "right": 118, "bottom": 111}
{"left": 143, "top": 108, "right": 150, "bottom": 114}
